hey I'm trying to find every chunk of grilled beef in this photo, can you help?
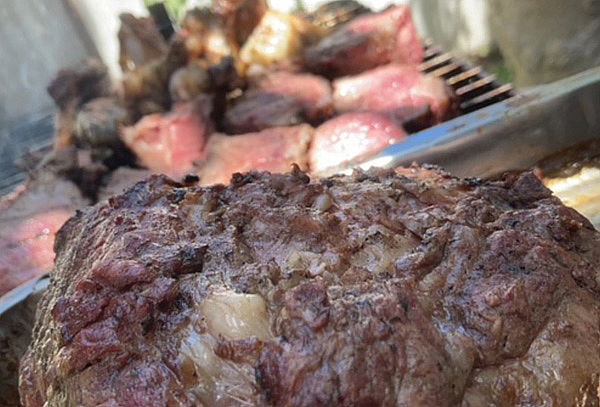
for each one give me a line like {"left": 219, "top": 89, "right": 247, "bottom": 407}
{"left": 224, "top": 71, "right": 333, "bottom": 134}
{"left": 0, "top": 173, "right": 88, "bottom": 296}
{"left": 121, "top": 39, "right": 188, "bottom": 120}
{"left": 212, "top": 0, "right": 268, "bottom": 47}
{"left": 121, "top": 96, "right": 213, "bottom": 179}
{"left": 304, "top": 6, "right": 424, "bottom": 77}
{"left": 180, "top": 7, "right": 238, "bottom": 66}
{"left": 47, "top": 60, "right": 111, "bottom": 149}
{"left": 333, "top": 64, "right": 456, "bottom": 126}
{"left": 198, "top": 125, "right": 313, "bottom": 185}
{"left": 74, "top": 97, "right": 133, "bottom": 168}
{"left": 302, "top": 0, "right": 371, "bottom": 32}
{"left": 240, "top": 10, "right": 323, "bottom": 71}
{"left": 118, "top": 13, "right": 168, "bottom": 73}
{"left": 20, "top": 166, "right": 600, "bottom": 407}
{"left": 309, "top": 112, "right": 407, "bottom": 173}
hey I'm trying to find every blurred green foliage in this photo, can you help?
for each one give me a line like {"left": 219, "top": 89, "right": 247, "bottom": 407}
{"left": 145, "top": 0, "right": 188, "bottom": 21}
{"left": 489, "top": 63, "right": 514, "bottom": 84}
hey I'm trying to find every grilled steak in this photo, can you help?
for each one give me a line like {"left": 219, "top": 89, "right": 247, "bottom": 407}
{"left": 47, "top": 60, "right": 111, "bottom": 150}
{"left": 304, "top": 6, "right": 423, "bottom": 77}
{"left": 309, "top": 112, "right": 407, "bottom": 173}
{"left": 20, "top": 166, "right": 600, "bottom": 406}
{"left": 122, "top": 96, "right": 213, "bottom": 179}
{"left": 333, "top": 64, "right": 455, "bottom": 125}
{"left": 197, "top": 125, "right": 312, "bottom": 185}
{"left": 0, "top": 173, "right": 88, "bottom": 296}
{"left": 224, "top": 71, "right": 333, "bottom": 134}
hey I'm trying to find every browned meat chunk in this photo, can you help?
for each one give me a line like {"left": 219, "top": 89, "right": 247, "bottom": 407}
{"left": 169, "top": 61, "right": 212, "bottom": 104}
{"left": 20, "top": 166, "right": 600, "bottom": 407}
{"left": 198, "top": 124, "right": 312, "bottom": 185}
{"left": 224, "top": 92, "right": 303, "bottom": 134}
{"left": 333, "top": 64, "right": 455, "bottom": 126}
{"left": 47, "top": 60, "right": 111, "bottom": 149}
{"left": 303, "top": 0, "right": 371, "bottom": 31}
{"left": 180, "top": 7, "right": 238, "bottom": 65}
{"left": 309, "top": 112, "right": 407, "bottom": 172}
{"left": 0, "top": 173, "right": 88, "bottom": 296}
{"left": 121, "top": 39, "right": 188, "bottom": 120}
{"left": 304, "top": 6, "right": 424, "bottom": 77}
{"left": 121, "top": 96, "right": 213, "bottom": 179}
{"left": 224, "top": 71, "right": 333, "bottom": 134}
{"left": 118, "top": 13, "right": 168, "bottom": 72}
{"left": 240, "top": 11, "right": 323, "bottom": 70}
{"left": 74, "top": 97, "right": 132, "bottom": 167}
{"left": 212, "top": 0, "right": 268, "bottom": 47}
{"left": 255, "top": 71, "right": 333, "bottom": 123}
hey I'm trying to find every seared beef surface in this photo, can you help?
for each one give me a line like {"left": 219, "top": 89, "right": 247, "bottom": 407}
{"left": 20, "top": 166, "right": 600, "bottom": 406}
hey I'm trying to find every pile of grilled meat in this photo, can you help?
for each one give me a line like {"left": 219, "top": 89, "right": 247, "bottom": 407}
{"left": 6, "top": 2, "right": 600, "bottom": 405}
{"left": 0, "top": 0, "right": 456, "bottom": 296}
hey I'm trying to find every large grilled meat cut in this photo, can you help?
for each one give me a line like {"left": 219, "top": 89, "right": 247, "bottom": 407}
{"left": 20, "top": 166, "right": 600, "bottom": 406}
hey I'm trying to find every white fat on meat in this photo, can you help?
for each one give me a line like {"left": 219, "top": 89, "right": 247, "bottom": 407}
{"left": 179, "top": 291, "right": 272, "bottom": 406}
{"left": 201, "top": 291, "right": 272, "bottom": 341}
{"left": 240, "top": 11, "right": 321, "bottom": 67}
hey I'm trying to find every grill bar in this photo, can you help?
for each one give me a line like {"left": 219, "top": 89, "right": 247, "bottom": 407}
{"left": 420, "top": 43, "right": 514, "bottom": 113}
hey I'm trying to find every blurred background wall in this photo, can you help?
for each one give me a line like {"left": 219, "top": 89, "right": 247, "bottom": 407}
{"left": 488, "top": 0, "right": 600, "bottom": 86}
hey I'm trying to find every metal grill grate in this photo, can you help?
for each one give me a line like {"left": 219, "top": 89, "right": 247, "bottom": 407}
{"left": 420, "top": 42, "right": 515, "bottom": 113}
{"left": 0, "top": 111, "right": 54, "bottom": 197}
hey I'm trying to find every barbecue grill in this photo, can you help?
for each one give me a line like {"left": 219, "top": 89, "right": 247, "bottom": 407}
{"left": 420, "top": 41, "right": 514, "bottom": 114}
